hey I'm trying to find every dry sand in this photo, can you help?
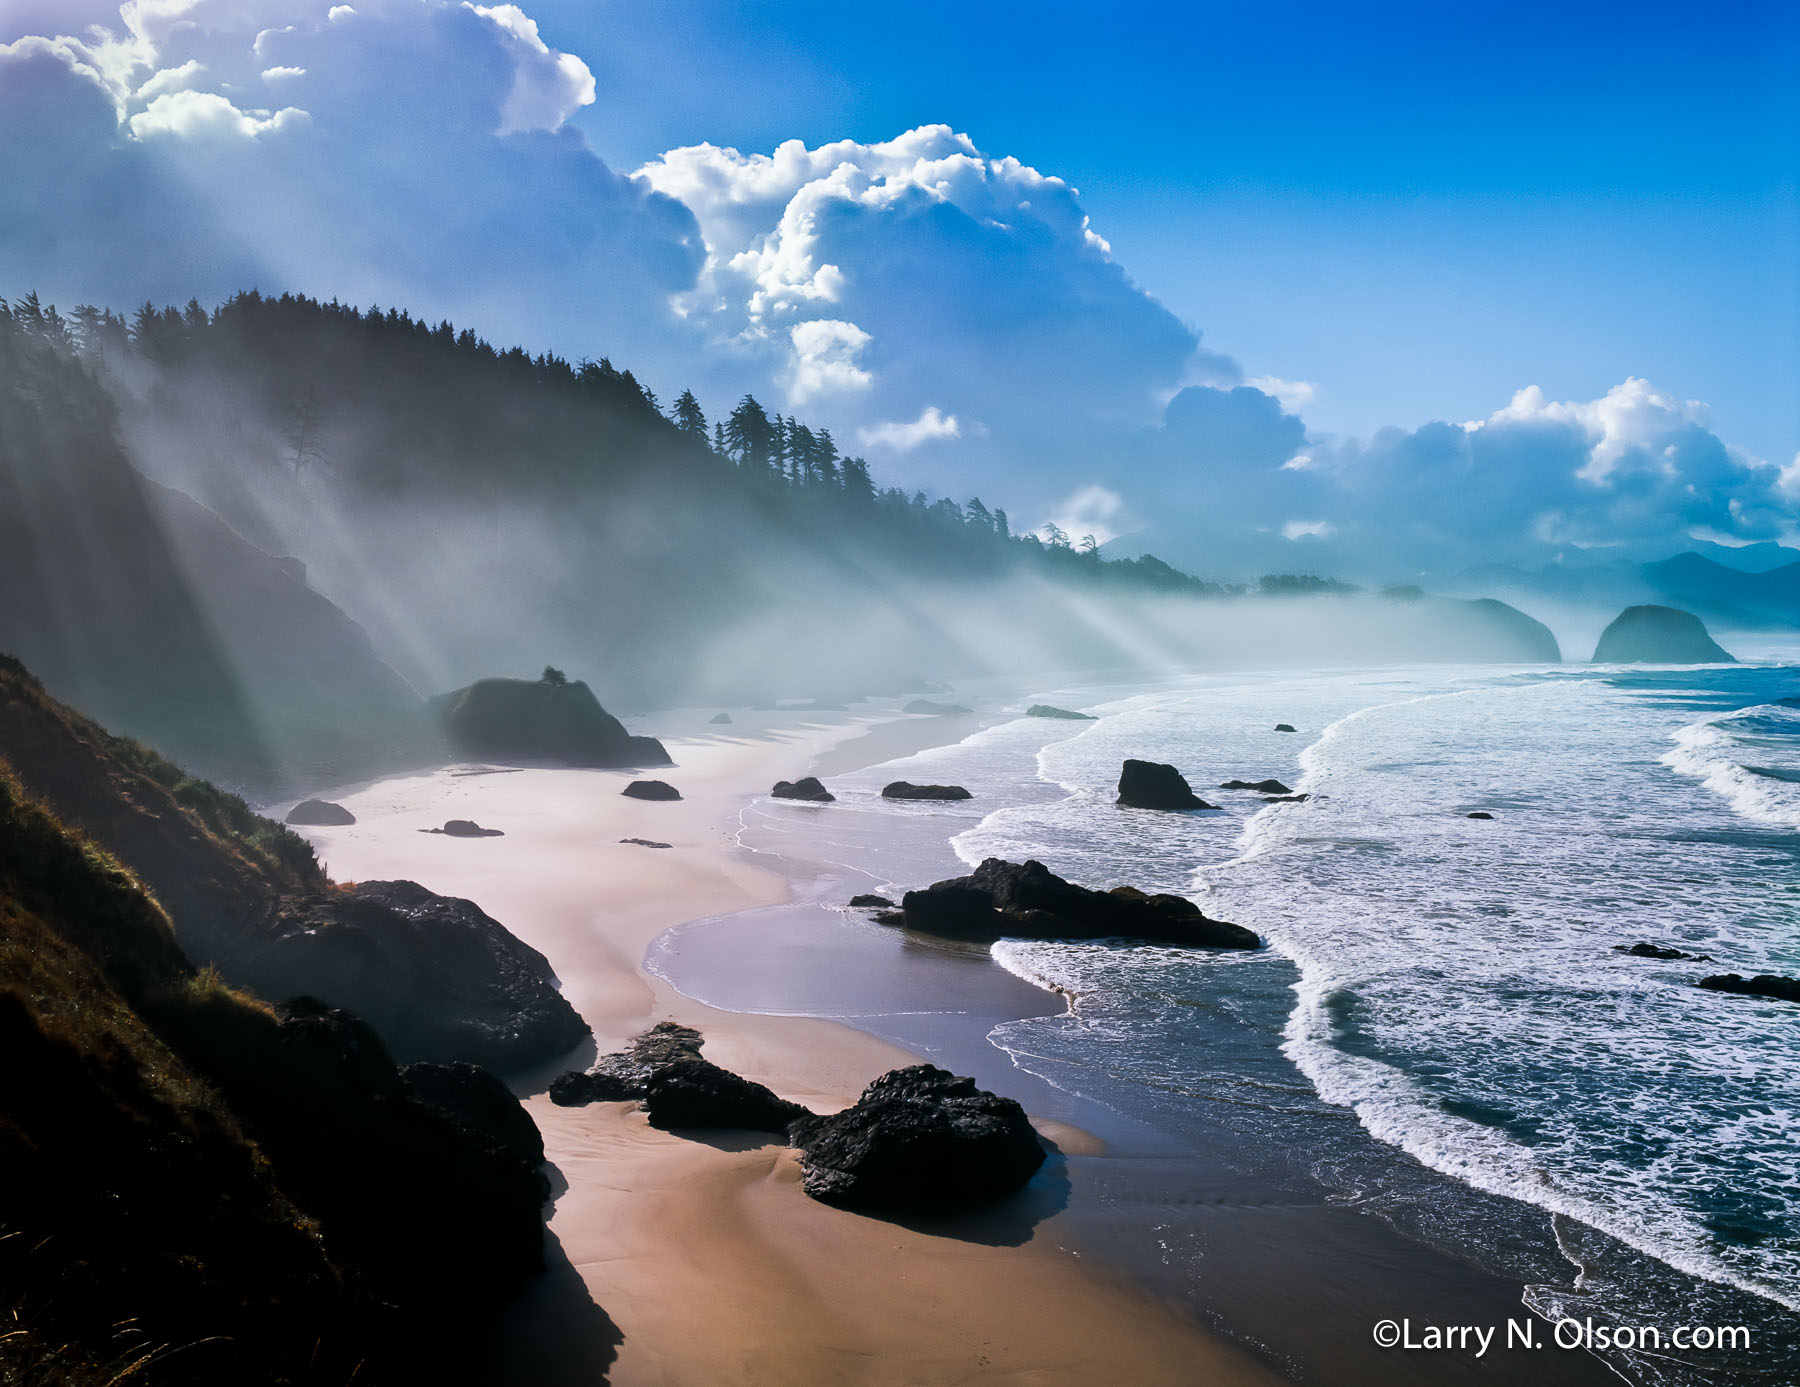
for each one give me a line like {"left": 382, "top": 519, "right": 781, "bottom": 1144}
{"left": 292, "top": 706, "right": 1282, "bottom": 1386}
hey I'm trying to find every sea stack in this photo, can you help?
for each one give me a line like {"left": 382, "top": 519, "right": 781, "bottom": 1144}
{"left": 1117, "top": 759, "right": 1214, "bottom": 810}
{"left": 432, "top": 670, "right": 671, "bottom": 767}
{"left": 1591, "top": 606, "right": 1735, "bottom": 664}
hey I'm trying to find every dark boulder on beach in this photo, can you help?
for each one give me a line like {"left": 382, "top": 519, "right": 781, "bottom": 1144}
{"left": 849, "top": 894, "right": 895, "bottom": 908}
{"left": 286, "top": 798, "right": 356, "bottom": 826}
{"left": 403, "top": 1060, "right": 547, "bottom": 1169}
{"left": 772, "top": 776, "right": 834, "bottom": 802}
{"left": 1117, "top": 758, "right": 1214, "bottom": 810}
{"left": 709, "top": 712, "right": 733, "bottom": 724}
{"left": 1221, "top": 778, "right": 1291, "bottom": 794}
{"left": 432, "top": 672, "right": 671, "bottom": 767}
{"left": 620, "top": 837, "right": 672, "bottom": 848}
{"left": 622, "top": 779, "right": 681, "bottom": 801}
{"left": 1615, "top": 942, "right": 1711, "bottom": 961}
{"left": 904, "top": 699, "right": 972, "bottom": 716}
{"left": 1026, "top": 704, "right": 1095, "bottom": 720}
{"left": 1697, "top": 972, "right": 1800, "bottom": 1003}
{"left": 549, "top": 1022, "right": 809, "bottom": 1134}
{"left": 1274, "top": 723, "right": 1297, "bottom": 732}
{"left": 896, "top": 858, "right": 1259, "bottom": 950}
{"left": 790, "top": 1064, "right": 1046, "bottom": 1207}
{"left": 882, "top": 781, "right": 972, "bottom": 801}
{"left": 264, "top": 881, "right": 590, "bottom": 1071}
{"left": 1592, "top": 605, "right": 1735, "bottom": 664}
{"left": 424, "top": 818, "right": 503, "bottom": 837}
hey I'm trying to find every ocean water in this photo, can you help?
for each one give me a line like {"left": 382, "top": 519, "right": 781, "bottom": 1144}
{"left": 659, "top": 658, "right": 1800, "bottom": 1383}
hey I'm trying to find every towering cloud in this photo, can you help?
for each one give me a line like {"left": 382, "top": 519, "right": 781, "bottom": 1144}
{"left": 637, "top": 125, "right": 1216, "bottom": 499}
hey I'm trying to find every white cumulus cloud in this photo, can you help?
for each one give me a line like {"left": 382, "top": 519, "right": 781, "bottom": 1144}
{"left": 129, "top": 89, "right": 307, "bottom": 140}
{"left": 1043, "top": 484, "right": 1136, "bottom": 546}
{"left": 784, "top": 319, "right": 872, "bottom": 402}
{"left": 858, "top": 406, "right": 961, "bottom": 452}
{"left": 1247, "top": 375, "right": 1318, "bottom": 411}
{"left": 465, "top": 3, "right": 595, "bottom": 134}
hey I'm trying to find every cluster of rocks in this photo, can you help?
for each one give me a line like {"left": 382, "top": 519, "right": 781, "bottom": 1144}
{"left": 551, "top": 1024, "right": 1046, "bottom": 1207}
{"left": 886, "top": 857, "right": 1259, "bottom": 950}
{"left": 1611, "top": 943, "right": 1800, "bottom": 1005}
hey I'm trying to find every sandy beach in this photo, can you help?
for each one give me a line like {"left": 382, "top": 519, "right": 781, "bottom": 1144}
{"left": 291, "top": 705, "right": 1283, "bottom": 1387}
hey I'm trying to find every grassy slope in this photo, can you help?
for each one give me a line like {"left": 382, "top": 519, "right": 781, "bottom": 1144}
{"left": 0, "top": 652, "right": 323, "bottom": 971}
{"left": 0, "top": 768, "right": 371, "bottom": 1386}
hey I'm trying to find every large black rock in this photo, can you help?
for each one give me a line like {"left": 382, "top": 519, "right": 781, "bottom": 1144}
{"left": 790, "top": 1064, "right": 1046, "bottom": 1207}
{"left": 402, "top": 1060, "right": 546, "bottom": 1168}
{"left": 256, "top": 881, "right": 590, "bottom": 1071}
{"left": 1615, "top": 942, "right": 1711, "bottom": 962}
{"left": 432, "top": 675, "right": 670, "bottom": 767}
{"left": 896, "top": 858, "right": 1259, "bottom": 949}
{"left": 549, "top": 1022, "right": 809, "bottom": 1134}
{"left": 1698, "top": 972, "right": 1800, "bottom": 1003}
{"left": 881, "top": 781, "right": 972, "bottom": 801}
{"left": 1592, "top": 606, "right": 1735, "bottom": 664}
{"left": 285, "top": 798, "right": 356, "bottom": 826}
{"left": 622, "top": 779, "right": 681, "bottom": 801}
{"left": 772, "top": 776, "right": 835, "bottom": 802}
{"left": 1117, "top": 758, "right": 1214, "bottom": 810}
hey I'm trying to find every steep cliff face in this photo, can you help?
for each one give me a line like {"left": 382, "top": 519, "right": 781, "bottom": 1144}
{"left": 1592, "top": 604, "right": 1736, "bottom": 663}
{"left": 0, "top": 321, "right": 428, "bottom": 791}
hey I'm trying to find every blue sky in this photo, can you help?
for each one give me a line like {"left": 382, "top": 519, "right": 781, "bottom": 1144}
{"left": 544, "top": 0, "right": 1800, "bottom": 463}
{"left": 1, "top": 0, "right": 1796, "bottom": 578}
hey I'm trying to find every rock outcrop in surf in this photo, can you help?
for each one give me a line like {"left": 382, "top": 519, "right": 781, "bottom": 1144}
{"left": 772, "top": 776, "right": 834, "bottom": 802}
{"left": 894, "top": 858, "right": 1259, "bottom": 949}
{"left": 882, "top": 781, "right": 972, "bottom": 800}
{"left": 1698, "top": 972, "right": 1800, "bottom": 1003}
{"left": 1117, "top": 758, "right": 1214, "bottom": 810}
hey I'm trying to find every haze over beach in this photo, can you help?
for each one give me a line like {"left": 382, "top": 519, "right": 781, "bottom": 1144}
{"left": 0, "top": 2, "right": 1796, "bottom": 1385}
